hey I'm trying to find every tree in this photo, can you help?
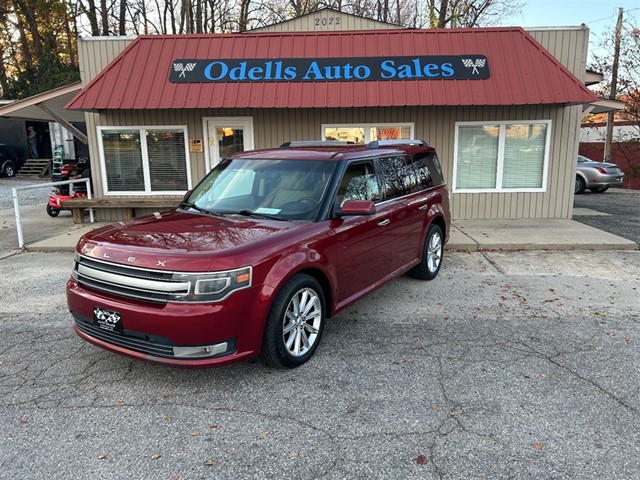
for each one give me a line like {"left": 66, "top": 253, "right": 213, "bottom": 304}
{"left": 588, "top": 20, "right": 640, "bottom": 182}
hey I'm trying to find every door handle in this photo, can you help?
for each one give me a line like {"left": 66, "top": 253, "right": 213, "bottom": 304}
{"left": 418, "top": 204, "right": 428, "bottom": 211}
{"left": 378, "top": 219, "right": 390, "bottom": 227}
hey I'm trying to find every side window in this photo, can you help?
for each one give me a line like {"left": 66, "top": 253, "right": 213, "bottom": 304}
{"left": 379, "top": 155, "right": 434, "bottom": 199}
{"left": 336, "top": 161, "right": 380, "bottom": 206}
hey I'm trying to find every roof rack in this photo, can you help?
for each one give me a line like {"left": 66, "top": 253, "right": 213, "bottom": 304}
{"left": 366, "top": 139, "right": 429, "bottom": 149}
{"left": 280, "top": 140, "right": 354, "bottom": 148}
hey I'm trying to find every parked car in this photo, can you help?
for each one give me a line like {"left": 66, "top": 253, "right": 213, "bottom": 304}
{"left": 67, "top": 140, "right": 451, "bottom": 368}
{"left": 575, "top": 155, "right": 625, "bottom": 194}
{"left": 0, "top": 144, "right": 23, "bottom": 177}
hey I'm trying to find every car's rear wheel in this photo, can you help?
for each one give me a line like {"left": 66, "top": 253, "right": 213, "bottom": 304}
{"left": 589, "top": 186, "right": 609, "bottom": 193}
{"left": 575, "top": 176, "right": 586, "bottom": 194}
{"left": 46, "top": 204, "right": 60, "bottom": 217}
{"left": 409, "top": 223, "right": 444, "bottom": 281}
{"left": 262, "top": 274, "right": 325, "bottom": 368}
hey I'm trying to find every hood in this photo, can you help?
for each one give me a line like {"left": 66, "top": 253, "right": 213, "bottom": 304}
{"left": 77, "top": 211, "right": 301, "bottom": 271}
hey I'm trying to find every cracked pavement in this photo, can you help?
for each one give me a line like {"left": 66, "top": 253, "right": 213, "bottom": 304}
{"left": 1, "top": 250, "right": 640, "bottom": 479}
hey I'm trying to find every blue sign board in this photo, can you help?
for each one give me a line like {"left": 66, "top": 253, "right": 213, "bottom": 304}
{"left": 170, "top": 56, "right": 489, "bottom": 82}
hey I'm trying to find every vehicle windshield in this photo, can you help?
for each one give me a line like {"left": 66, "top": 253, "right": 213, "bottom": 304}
{"left": 183, "top": 158, "right": 337, "bottom": 221}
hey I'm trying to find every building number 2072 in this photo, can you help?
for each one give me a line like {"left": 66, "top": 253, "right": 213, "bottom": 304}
{"left": 315, "top": 16, "right": 341, "bottom": 28}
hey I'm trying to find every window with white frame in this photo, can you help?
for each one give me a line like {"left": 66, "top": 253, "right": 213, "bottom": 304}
{"left": 322, "top": 123, "right": 414, "bottom": 144}
{"left": 453, "top": 121, "right": 550, "bottom": 192}
{"left": 99, "top": 126, "right": 191, "bottom": 194}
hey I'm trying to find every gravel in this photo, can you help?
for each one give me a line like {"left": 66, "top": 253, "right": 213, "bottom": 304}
{"left": 0, "top": 177, "right": 54, "bottom": 209}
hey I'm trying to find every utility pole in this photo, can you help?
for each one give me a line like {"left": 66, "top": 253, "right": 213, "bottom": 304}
{"left": 604, "top": 7, "right": 623, "bottom": 163}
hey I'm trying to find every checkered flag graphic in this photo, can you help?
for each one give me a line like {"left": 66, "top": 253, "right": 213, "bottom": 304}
{"left": 174, "top": 62, "right": 197, "bottom": 78}
{"left": 462, "top": 58, "right": 486, "bottom": 75}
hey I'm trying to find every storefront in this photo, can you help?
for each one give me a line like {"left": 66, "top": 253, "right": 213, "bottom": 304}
{"left": 67, "top": 10, "right": 596, "bottom": 221}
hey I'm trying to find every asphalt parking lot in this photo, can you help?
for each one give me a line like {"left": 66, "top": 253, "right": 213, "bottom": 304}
{"left": 573, "top": 188, "right": 640, "bottom": 245}
{"left": 2, "top": 247, "right": 640, "bottom": 479}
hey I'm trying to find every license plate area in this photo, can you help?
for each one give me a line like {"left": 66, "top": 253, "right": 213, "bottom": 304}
{"left": 93, "top": 306, "right": 123, "bottom": 335}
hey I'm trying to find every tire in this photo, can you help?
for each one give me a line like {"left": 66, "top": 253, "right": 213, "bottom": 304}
{"left": 46, "top": 204, "right": 60, "bottom": 217}
{"left": 2, "top": 162, "right": 15, "bottom": 178}
{"left": 589, "top": 187, "right": 609, "bottom": 193}
{"left": 575, "top": 176, "right": 586, "bottom": 194}
{"left": 409, "top": 223, "right": 444, "bottom": 281}
{"left": 262, "top": 274, "right": 325, "bottom": 369}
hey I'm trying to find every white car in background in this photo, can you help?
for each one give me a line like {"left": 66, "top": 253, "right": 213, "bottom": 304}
{"left": 575, "top": 155, "right": 625, "bottom": 194}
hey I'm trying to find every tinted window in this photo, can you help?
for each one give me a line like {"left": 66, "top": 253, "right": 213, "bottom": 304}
{"left": 379, "top": 155, "right": 434, "bottom": 199}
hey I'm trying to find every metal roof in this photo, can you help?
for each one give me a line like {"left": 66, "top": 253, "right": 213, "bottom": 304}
{"left": 67, "top": 28, "right": 597, "bottom": 110}
{"left": 1, "top": 82, "right": 85, "bottom": 122}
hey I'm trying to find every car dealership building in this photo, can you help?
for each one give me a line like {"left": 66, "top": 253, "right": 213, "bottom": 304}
{"left": 60, "top": 9, "right": 597, "bottom": 222}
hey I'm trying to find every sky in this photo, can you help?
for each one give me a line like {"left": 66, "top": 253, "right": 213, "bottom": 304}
{"left": 504, "top": 0, "right": 640, "bottom": 58}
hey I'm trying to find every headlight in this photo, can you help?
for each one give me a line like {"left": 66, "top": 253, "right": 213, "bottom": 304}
{"left": 186, "top": 266, "right": 252, "bottom": 302}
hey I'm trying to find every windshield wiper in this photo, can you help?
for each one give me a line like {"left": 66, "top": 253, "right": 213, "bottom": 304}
{"left": 178, "top": 202, "right": 215, "bottom": 216}
{"left": 235, "top": 210, "right": 284, "bottom": 221}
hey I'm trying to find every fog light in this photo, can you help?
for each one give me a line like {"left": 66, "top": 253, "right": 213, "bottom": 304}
{"left": 173, "top": 342, "right": 228, "bottom": 358}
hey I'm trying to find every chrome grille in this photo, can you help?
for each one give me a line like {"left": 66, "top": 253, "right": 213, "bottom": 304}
{"left": 73, "top": 255, "right": 191, "bottom": 304}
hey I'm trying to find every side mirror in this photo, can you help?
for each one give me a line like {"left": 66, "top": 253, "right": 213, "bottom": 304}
{"left": 335, "top": 200, "right": 376, "bottom": 217}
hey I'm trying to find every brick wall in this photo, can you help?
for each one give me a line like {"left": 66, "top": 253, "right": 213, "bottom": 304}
{"left": 579, "top": 142, "right": 640, "bottom": 190}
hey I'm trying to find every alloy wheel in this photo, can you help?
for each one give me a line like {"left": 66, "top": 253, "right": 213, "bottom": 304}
{"left": 427, "top": 231, "right": 443, "bottom": 273}
{"left": 282, "top": 287, "right": 322, "bottom": 357}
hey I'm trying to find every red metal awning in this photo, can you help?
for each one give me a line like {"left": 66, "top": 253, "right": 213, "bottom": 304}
{"left": 67, "top": 28, "right": 597, "bottom": 110}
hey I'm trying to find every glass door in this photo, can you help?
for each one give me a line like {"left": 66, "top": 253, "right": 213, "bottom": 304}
{"left": 205, "top": 117, "right": 254, "bottom": 170}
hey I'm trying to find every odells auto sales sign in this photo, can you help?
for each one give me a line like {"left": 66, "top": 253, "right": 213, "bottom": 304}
{"left": 169, "top": 56, "right": 489, "bottom": 82}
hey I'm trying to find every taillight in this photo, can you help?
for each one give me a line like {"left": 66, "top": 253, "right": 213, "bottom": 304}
{"left": 595, "top": 167, "right": 607, "bottom": 174}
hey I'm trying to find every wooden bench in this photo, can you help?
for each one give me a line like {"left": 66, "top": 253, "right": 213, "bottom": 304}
{"left": 60, "top": 197, "right": 183, "bottom": 224}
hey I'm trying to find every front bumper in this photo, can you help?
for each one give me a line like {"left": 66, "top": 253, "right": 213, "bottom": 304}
{"left": 67, "top": 278, "right": 273, "bottom": 368}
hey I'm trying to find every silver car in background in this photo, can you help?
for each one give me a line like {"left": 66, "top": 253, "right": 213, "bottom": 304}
{"left": 575, "top": 155, "right": 625, "bottom": 194}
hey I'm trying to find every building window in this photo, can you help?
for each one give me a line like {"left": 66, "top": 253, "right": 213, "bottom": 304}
{"left": 322, "top": 123, "right": 414, "bottom": 144}
{"left": 453, "top": 121, "right": 551, "bottom": 192}
{"left": 99, "top": 126, "right": 191, "bottom": 194}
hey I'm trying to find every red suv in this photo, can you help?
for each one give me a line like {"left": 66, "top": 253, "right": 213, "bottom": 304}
{"left": 67, "top": 140, "right": 450, "bottom": 368}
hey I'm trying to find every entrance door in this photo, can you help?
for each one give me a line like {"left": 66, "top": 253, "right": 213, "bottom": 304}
{"left": 205, "top": 117, "right": 254, "bottom": 170}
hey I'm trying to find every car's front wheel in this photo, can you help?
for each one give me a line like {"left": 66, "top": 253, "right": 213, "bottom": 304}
{"left": 409, "top": 223, "right": 444, "bottom": 281}
{"left": 2, "top": 161, "right": 15, "bottom": 178}
{"left": 262, "top": 274, "right": 325, "bottom": 368}
{"left": 575, "top": 176, "right": 586, "bottom": 194}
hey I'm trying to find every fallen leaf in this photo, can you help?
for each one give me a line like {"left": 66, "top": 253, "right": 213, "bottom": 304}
{"left": 164, "top": 415, "right": 172, "bottom": 421}
{"left": 116, "top": 399, "right": 125, "bottom": 405}
{"left": 209, "top": 423, "right": 219, "bottom": 429}
{"left": 205, "top": 459, "right": 218, "bottom": 466}
{"left": 19, "top": 417, "right": 28, "bottom": 424}
{"left": 189, "top": 431, "right": 200, "bottom": 437}
{"left": 533, "top": 442, "right": 543, "bottom": 451}
{"left": 98, "top": 453, "right": 106, "bottom": 460}
{"left": 151, "top": 453, "right": 161, "bottom": 460}
{"left": 416, "top": 455, "right": 428, "bottom": 465}
{"left": 261, "top": 431, "right": 270, "bottom": 437}
{"left": 289, "top": 452, "right": 299, "bottom": 459}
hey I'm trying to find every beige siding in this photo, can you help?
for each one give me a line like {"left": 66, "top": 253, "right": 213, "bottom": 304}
{"left": 90, "top": 103, "right": 580, "bottom": 222}
{"left": 528, "top": 27, "right": 589, "bottom": 80}
{"left": 251, "top": 10, "right": 401, "bottom": 33}
{"left": 78, "top": 37, "right": 134, "bottom": 85}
